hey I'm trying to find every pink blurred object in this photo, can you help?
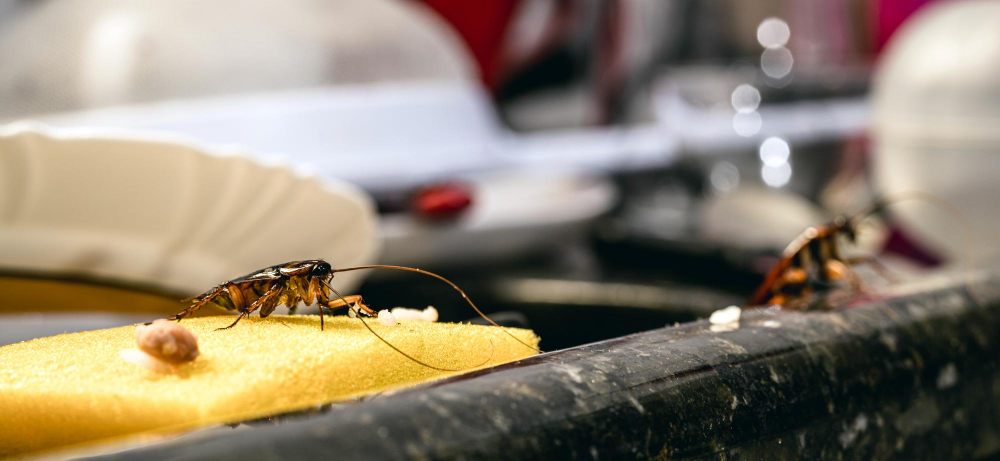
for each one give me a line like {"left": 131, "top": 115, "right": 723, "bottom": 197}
{"left": 420, "top": 0, "right": 522, "bottom": 88}
{"left": 874, "top": 0, "right": 942, "bottom": 52}
{"left": 882, "top": 225, "right": 945, "bottom": 267}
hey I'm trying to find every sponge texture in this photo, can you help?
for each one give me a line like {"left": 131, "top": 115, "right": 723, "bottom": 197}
{"left": 0, "top": 316, "right": 539, "bottom": 457}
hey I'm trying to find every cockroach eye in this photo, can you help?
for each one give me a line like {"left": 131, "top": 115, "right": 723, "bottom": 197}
{"left": 311, "top": 261, "right": 332, "bottom": 276}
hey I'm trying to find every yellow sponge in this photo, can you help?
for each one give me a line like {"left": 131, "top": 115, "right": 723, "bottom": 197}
{"left": 0, "top": 316, "right": 539, "bottom": 458}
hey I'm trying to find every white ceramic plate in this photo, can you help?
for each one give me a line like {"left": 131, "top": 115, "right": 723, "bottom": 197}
{"left": 0, "top": 122, "right": 380, "bottom": 296}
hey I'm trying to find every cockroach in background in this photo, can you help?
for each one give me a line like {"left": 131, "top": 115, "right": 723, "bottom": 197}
{"left": 747, "top": 192, "right": 977, "bottom": 309}
{"left": 167, "top": 260, "right": 541, "bottom": 371}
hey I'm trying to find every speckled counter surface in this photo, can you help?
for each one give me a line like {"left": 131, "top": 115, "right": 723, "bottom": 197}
{"left": 73, "top": 274, "right": 1000, "bottom": 460}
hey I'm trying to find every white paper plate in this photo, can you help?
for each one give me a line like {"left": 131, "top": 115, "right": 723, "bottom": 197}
{"left": 0, "top": 122, "right": 379, "bottom": 296}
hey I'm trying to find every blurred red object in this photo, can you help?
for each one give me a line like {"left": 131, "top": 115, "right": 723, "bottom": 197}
{"left": 412, "top": 183, "right": 474, "bottom": 219}
{"left": 882, "top": 225, "right": 944, "bottom": 267}
{"left": 874, "top": 0, "right": 941, "bottom": 53}
{"left": 420, "top": 0, "right": 522, "bottom": 88}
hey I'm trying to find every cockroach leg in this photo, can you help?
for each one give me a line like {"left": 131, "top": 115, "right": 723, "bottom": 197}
{"left": 217, "top": 311, "right": 249, "bottom": 330}
{"left": 823, "top": 260, "right": 849, "bottom": 282}
{"left": 842, "top": 265, "right": 900, "bottom": 320}
{"left": 169, "top": 289, "right": 221, "bottom": 323}
{"left": 325, "top": 294, "right": 361, "bottom": 309}
{"left": 250, "top": 282, "right": 285, "bottom": 318}
{"left": 844, "top": 254, "right": 901, "bottom": 284}
{"left": 325, "top": 295, "right": 374, "bottom": 315}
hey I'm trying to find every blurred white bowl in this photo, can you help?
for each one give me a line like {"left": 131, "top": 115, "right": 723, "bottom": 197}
{"left": 0, "top": 123, "right": 379, "bottom": 295}
{"left": 873, "top": 0, "right": 1000, "bottom": 265}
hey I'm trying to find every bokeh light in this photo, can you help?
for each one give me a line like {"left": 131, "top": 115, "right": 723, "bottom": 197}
{"left": 730, "top": 84, "right": 761, "bottom": 113}
{"left": 732, "top": 111, "right": 762, "bottom": 137}
{"left": 761, "top": 47, "right": 794, "bottom": 79}
{"left": 758, "top": 137, "right": 790, "bottom": 166}
{"left": 761, "top": 163, "right": 792, "bottom": 187}
{"left": 756, "top": 18, "right": 790, "bottom": 48}
{"left": 709, "top": 162, "right": 740, "bottom": 192}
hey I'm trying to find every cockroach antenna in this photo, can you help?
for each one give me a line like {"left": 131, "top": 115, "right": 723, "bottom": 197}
{"left": 329, "top": 265, "right": 544, "bottom": 354}
{"left": 324, "top": 282, "right": 495, "bottom": 372}
{"left": 852, "top": 191, "right": 981, "bottom": 305}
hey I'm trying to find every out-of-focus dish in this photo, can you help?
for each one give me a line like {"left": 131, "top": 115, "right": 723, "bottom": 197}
{"left": 873, "top": 0, "right": 1000, "bottom": 265}
{"left": 0, "top": 123, "right": 379, "bottom": 301}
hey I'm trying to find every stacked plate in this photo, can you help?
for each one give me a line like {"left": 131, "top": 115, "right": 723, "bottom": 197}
{"left": 0, "top": 123, "right": 378, "bottom": 304}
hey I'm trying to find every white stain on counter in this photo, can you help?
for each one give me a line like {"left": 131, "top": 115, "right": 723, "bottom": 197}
{"left": 937, "top": 363, "right": 958, "bottom": 389}
{"left": 838, "top": 414, "right": 869, "bottom": 448}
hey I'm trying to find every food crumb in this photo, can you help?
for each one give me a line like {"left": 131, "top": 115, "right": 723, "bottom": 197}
{"left": 119, "top": 349, "right": 172, "bottom": 373}
{"left": 390, "top": 306, "right": 439, "bottom": 323}
{"left": 710, "top": 305, "right": 742, "bottom": 325}
{"left": 378, "top": 310, "right": 397, "bottom": 326}
{"left": 123, "top": 319, "right": 200, "bottom": 372}
{"left": 135, "top": 319, "right": 199, "bottom": 364}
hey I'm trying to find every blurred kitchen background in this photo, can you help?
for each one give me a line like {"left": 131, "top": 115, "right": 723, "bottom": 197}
{"left": 2, "top": 0, "right": 998, "bottom": 350}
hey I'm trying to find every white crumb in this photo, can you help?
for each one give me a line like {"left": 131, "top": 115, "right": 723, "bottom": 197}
{"left": 348, "top": 303, "right": 358, "bottom": 318}
{"left": 710, "top": 323, "right": 739, "bottom": 333}
{"left": 378, "top": 309, "right": 397, "bottom": 326}
{"left": 710, "top": 305, "right": 742, "bottom": 325}
{"left": 390, "top": 306, "right": 439, "bottom": 323}
{"left": 119, "top": 349, "right": 173, "bottom": 373}
{"left": 390, "top": 307, "right": 424, "bottom": 321}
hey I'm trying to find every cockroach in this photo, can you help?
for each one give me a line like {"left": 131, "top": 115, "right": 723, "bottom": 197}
{"left": 171, "top": 260, "right": 370, "bottom": 328}
{"left": 167, "top": 260, "right": 540, "bottom": 371}
{"left": 746, "top": 213, "right": 882, "bottom": 307}
{"left": 747, "top": 192, "right": 977, "bottom": 309}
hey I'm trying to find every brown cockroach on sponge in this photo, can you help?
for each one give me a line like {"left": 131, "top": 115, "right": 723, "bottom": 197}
{"left": 166, "top": 260, "right": 540, "bottom": 371}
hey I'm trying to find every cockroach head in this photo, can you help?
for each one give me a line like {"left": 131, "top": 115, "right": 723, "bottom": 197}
{"left": 310, "top": 260, "right": 333, "bottom": 277}
{"left": 834, "top": 215, "right": 858, "bottom": 242}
